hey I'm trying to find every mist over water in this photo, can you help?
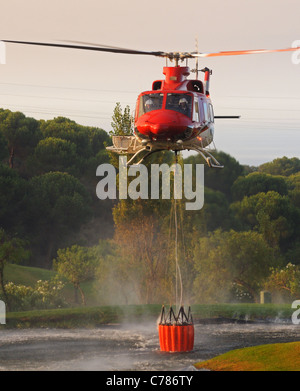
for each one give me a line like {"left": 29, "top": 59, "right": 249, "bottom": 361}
{"left": 0, "top": 321, "right": 299, "bottom": 371}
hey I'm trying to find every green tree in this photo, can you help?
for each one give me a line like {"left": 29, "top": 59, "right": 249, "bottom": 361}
{"left": 94, "top": 239, "right": 140, "bottom": 305}
{"left": 83, "top": 126, "right": 112, "bottom": 180}
{"left": 192, "top": 229, "right": 278, "bottom": 303}
{"left": 0, "top": 228, "right": 29, "bottom": 308}
{"left": 26, "top": 172, "right": 92, "bottom": 267}
{"left": 230, "top": 191, "right": 300, "bottom": 249}
{"left": 0, "top": 131, "right": 8, "bottom": 162}
{"left": 110, "top": 102, "right": 133, "bottom": 135}
{"left": 39, "top": 117, "right": 111, "bottom": 177}
{"left": 264, "top": 263, "right": 300, "bottom": 302}
{"left": 258, "top": 156, "right": 300, "bottom": 176}
{"left": 40, "top": 117, "right": 91, "bottom": 159}
{"left": 109, "top": 152, "right": 188, "bottom": 304}
{"left": 286, "top": 172, "right": 300, "bottom": 208}
{"left": 184, "top": 151, "right": 244, "bottom": 199}
{"left": 54, "top": 245, "right": 97, "bottom": 305}
{"left": 40, "top": 116, "right": 84, "bottom": 142}
{"left": 185, "top": 188, "right": 233, "bottom": 235}
{"left": 29, "top": 137, "right": 80, "bottom": 176}
{"left": 113, "top": 206, "right": 171, "bottom": 304}
{"left": 0, "top": 164, "right": 29, "bottom": 234}
{"left": 231, "top": 172, "right": 288, "bottom": 201}
{"left": 0, "top": 110, "right": 41, "bottom": 169}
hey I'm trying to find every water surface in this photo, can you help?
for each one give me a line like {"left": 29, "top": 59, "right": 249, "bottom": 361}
{"left": 0, "top": 322, "right": 299, "bottom": 371}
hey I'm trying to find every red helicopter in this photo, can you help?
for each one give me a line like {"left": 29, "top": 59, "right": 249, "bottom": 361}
{"left": 123, "top": 64, "right": 226, "bottom": 167}
{"left": 2, "top": 40, "right": 300, "bottom": 167}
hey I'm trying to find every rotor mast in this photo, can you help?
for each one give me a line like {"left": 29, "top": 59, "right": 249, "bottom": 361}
{"left": 164, "top": 52, "right": 194, "bottom": 67}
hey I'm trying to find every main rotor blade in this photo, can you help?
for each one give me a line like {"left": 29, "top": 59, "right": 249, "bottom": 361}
{"left": 193, "top": 46, "right": 300, "bottom": 57}
{"left": 61, "top": 40, "right": 146, "bottom": 52}
{"left": 2, "top": 40, "right": 165, "bottom": 57}
{"left": 4, "top": 40, "right": 300, "bottom": 62}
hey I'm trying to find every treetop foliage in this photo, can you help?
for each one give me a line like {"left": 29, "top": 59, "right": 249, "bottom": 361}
{"left": 0, "top": 109, "right": 112, "bottom": 267}
{"left": 110, "top": 102, "right": 133, "bottom": 136}
{"left": 258, "top": 156, "right": 300, "bottom": 176}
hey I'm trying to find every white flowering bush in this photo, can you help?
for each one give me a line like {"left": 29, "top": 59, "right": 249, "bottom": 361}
{"left": 4, "top": 282, "right": 33, "bottom": 310}
{"left": 3, "top": 277, "right": 66, "bottom": 311}
{"left": 231, "top": 282, "right": 254, "bottom": 303}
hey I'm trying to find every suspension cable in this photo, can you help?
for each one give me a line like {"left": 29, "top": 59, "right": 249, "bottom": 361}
{"left": 174, "top": 152, "right": 183, "bottom": 313}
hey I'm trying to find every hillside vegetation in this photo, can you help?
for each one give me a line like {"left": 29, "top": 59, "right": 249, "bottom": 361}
{"left": 0, "top": 108, "right": 300, "bottom": 311}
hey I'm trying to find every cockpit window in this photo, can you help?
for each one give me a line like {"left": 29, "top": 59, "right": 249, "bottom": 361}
{"left": 166, "top": 93, "right": 193, "bottom": 118}
{"left": 138, "top": 93, "right": 164, "bottom": 117}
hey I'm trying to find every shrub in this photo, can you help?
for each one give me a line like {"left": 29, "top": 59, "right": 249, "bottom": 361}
{"left": 1, "top": 278, "right": 66, "bottom": 311}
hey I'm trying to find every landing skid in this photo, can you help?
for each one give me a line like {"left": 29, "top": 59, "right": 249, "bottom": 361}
{"left": 187, "top": 147, "right": 224, "bottom": 168}
{"left": 126, "top": 148, "right": 164, "bottom": 166}
{"left": 106, "top": 135, "right": 223, "bottom": 168}
{"left": 126, "top": 146, "right": 223, "bottom": 168}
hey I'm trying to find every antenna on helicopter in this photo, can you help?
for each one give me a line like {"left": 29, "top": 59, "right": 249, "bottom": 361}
{"left": 191, "top": 37, "right": 200, "bottom": 79}
{"left": 195, "top": 38, "right": 199, "bottom": 80}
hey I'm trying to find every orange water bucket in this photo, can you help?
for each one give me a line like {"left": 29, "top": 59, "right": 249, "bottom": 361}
{"left": 158, "top": 324, "right": 194, "bottom": 352}
{"left": 158, "top": 305, "right": 194, "bottom": 352}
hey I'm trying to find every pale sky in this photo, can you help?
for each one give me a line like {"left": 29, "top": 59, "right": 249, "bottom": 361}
{"left": 0, "top": 0, "right": 299, "bottom": 166}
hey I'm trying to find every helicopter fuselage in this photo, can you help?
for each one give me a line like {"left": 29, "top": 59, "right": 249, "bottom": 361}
{"left": 107, "top": 65, "right": 224, "bottom": 167}
{"left": 134, "top": 66, "right": 215, "bottom": 151}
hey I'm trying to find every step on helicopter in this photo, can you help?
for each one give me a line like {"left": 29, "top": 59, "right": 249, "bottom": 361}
{"left": 1, "top": 39, "right": 300, "bottom": 168}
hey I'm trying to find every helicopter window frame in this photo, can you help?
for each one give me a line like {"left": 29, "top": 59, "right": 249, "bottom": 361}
{"left": 165, "top": 93, "right": 193, "bottom": 119}
{"left": 203, "top": 101, "right": 209, "bottom": 122}
{"left": 138, "top": 93, "right": 164, "bottom": 117}
{"left": 209, "top": 103, "right": 214, "bottom": 123}
{"left": 193, "top": 97, "right": 200, "bottom": 122}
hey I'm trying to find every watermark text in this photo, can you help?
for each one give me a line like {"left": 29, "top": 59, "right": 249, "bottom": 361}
{"left": 0, "top": 41, "right": 6, "bottom": 65}
{"left": 96, "top": 156, "right": 204, "bottom": 210}
{"left": 291, "top": 300, "right": 300, "bottom": 325}
{"left": 291, "top": 40, "right": 300, "bottom": 65}
{"left": 0, "top": 300, "right": 6, "bottom": 324}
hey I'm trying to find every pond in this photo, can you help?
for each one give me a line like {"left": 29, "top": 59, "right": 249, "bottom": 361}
{"left": 0, "top": 321, "right": 299, "bottom": 371}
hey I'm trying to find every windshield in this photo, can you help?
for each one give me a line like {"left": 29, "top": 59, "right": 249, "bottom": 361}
{"left": 138, "top": 93, "right": 164, "bottom": 117}
{"left": 166, "top": 93, "right": 192, "bottom": 118}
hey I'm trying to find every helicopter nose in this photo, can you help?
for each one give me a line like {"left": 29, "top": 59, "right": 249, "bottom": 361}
{"left": 150, "top": 122, "right": 175, "bottom": 135}
{"left": 145, "top": 111, "right": 186, "bottom": 136}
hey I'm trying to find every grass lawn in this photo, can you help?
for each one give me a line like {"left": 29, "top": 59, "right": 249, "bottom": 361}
{"left": 4, "top": 263, "right": 56, "bottom": 286}
{"left": 3, "top": 263, "right": 94, "bottom": 306}
{"left": 2, "top": 304, "right": 162, "bottom": 328}
{"left": 195, "top": 341, "right": 300, "bottom": 371}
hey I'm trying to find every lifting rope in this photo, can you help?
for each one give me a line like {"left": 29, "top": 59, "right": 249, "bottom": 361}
{"left": 174, "top": 196, "right": 183, "bottom": 313}
{"left": 158, "top": 151, "right": 194, "bottom": 352}
{"left": 174, "top": 151, "right": 183, "bottom": 314}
